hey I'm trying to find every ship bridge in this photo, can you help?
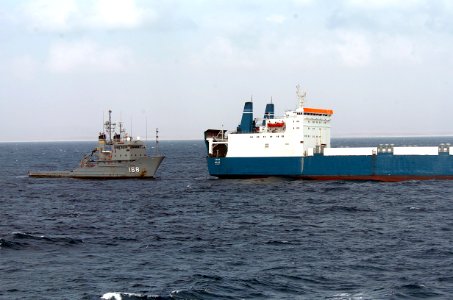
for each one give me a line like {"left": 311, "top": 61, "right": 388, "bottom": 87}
{"left": 205, "top": 88, "right": 334, "bottom": 158}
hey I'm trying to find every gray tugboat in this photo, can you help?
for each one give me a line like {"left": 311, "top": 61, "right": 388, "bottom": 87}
{"left": 29, "top": 110, "right": 165, "bottom": 179}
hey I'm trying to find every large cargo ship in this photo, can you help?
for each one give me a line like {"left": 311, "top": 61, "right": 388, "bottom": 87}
{"left": 204, "top": 86, "right": 453, "bottom": 181}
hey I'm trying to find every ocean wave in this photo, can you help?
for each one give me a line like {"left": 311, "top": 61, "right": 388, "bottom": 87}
{"left": 0, "top": 238, "right": 28, "bottom": 250}
{"left": 102, "top": 286, "right": 246, "bottom": 300}
{"left": 170, "top": 288, "right": 234, "bottom": 299}
{"left": 12, "top": 231, "right": 83, "bottom": 245}
{"left": 393, "top": 283, "right": 443, "bottom": 298}
{"left": 265, "top": 239, "right": 301, "bottom": 246}
{"left": 327, "top": 292, "right": 373, "bottom": 300}
{"left": 323, "top": 205, "right": 373, "bottom": 213}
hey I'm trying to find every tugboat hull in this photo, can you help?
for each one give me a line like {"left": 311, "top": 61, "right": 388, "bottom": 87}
{"left": 29, "top": 156, "right": 164, "bottom": 179}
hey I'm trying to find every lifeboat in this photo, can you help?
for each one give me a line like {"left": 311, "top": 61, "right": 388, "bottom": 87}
{"left": 267, "top": 121, "right": 285, "bottom": 128}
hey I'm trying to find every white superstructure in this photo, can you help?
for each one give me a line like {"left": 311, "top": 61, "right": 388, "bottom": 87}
{"left": 225, "top": 109, "right": 333, "bottom": 157}
{"left": 206, "top": 87, "right": 334, "bottom": 158}
{"left": 205, "top": 88, "right": 453, "bottom": 160}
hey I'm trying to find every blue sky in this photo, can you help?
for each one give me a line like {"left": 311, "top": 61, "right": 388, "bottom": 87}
{"left": 1, "top": 0, "right": 453, "bottom": 141}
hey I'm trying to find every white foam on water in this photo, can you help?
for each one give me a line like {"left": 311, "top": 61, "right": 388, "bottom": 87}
{"left": 12, "top": 231, "right": 45, "bottom": 238}
{"left": 331, "top": 292, "right": 366, "bottom": 300}
{"left": 101, "top": 292, "right": 149, "bottom": 300}
{"left": 101, "top": 292, "right": 122, "bottom": 300}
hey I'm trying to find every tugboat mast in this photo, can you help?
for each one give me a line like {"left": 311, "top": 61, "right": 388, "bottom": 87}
{"left": 108, "top": 110, "right": 112, "bottom": 143}
{"left": 155, "top": 128, "right": 160, "bottom": 154}
{"left": 104, "top": 110, "right": 116, "bottom": 144}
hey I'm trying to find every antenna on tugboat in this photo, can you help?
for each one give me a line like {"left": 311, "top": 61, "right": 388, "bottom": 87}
{"left": 155, "top": 128, "right": 160, "bottom": 154}
{"left": 108, "top": 110, "right": 112, "bottom": 144}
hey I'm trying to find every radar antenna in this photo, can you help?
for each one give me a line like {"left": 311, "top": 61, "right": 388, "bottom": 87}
{"left": 155, "top": 128, "right": 160, "bottom": 155}
{"left": 104, "top": 110, "right": 116, "bottom": 144}
{"left": 296, "top": 84, "right": 306, "bottom": 111}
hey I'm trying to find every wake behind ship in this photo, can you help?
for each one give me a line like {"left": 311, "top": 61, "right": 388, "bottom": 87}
{"left": 29, "top": 110, "right": 164, "bottom": 179}
{"left": 204, "top": 86, "right": 453, "bottom": 181}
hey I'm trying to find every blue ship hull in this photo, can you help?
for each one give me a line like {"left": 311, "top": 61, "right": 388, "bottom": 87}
{"left": 207, "top": 154, "right": 453, "bottom": 181}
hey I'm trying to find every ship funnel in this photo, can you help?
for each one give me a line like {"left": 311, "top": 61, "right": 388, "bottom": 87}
{"left": 237, "top": 101, "right": 254, "bottom": 133}
{"left": 262, "top": 103, "right": 274, "bottom": 125}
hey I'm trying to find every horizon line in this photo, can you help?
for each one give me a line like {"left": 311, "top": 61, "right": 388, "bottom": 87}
{"left": 2, "top": 134, "right": 453, "bottom": 143}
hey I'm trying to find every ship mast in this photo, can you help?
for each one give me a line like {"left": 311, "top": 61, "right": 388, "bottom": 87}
{"left": 155, "top": 128, "right": 160, "bottom": 154}
{"left": 108, "top": 110, "right": 112, "bottom": 143}
{"left": 104, "top": 110, "right": 116, "bottom": 144}
{"left": 296, "top": 84, "right": 306, "bottom": 112}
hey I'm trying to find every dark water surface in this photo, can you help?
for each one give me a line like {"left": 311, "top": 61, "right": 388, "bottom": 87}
{"left": 1, "top": 138, "right": 453, "bottom": 299}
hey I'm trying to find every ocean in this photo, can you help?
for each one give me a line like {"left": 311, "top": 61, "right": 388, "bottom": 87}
{"left": 1, "top": 137, "right": 453, "bottom": 299}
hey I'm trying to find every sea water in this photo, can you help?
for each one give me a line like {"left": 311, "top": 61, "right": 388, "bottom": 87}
{"left": 1, "top": 138, "right": 453, "bottom": 299}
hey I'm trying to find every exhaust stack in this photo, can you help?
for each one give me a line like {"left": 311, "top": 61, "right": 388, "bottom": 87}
{"left": 237, "top": 101, "right": 254, "bottom": 133}
{"left": 262, "top": 103, "right": 274, "bottom": 125}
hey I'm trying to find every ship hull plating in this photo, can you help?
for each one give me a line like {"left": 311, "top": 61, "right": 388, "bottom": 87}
{"left": 29, "top": 156, "right": 164, "bottom": 179}
{"left": 207, "top": 154, "right": 453, "bottom": 181}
